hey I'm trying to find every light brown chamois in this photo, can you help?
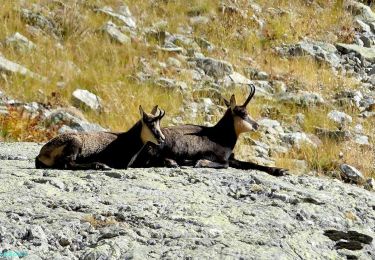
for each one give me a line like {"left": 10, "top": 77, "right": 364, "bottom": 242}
{"left": 35, "top": 106, "right": 165, "bottom": 170}
{"left": 129, "top": 85, "right": 287, "bottom": 176}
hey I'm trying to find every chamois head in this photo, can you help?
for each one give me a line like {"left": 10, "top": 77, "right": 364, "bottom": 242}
{"left": 223, "top": 84, "right": 259, "bottom": 136}
{"left": 139, "top": 105, "right": 166, "bottom": 145}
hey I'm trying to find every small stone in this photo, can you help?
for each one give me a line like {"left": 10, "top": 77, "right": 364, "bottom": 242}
{"left": 339, "top": 164, "right": 364, "bottom": 183}
{"left": 4, "top": 32, "right": 36, "bottom": 51}
{"left": 280, "top": 132, "right": 317, "bottom": 148}
{"left": 256, "top": 71, "right": 269, "bottom": 80}
{"left": 59, "top": 236, "right": 71, "bottom": 247}
{"left": 354, "top": 135, "right": 369, "bottom": 145}
{"left": 364, "top": 178, "right": 375, "bottom": 191}
{"left": 105, "top": 172, "right": 122, "bottom": 179}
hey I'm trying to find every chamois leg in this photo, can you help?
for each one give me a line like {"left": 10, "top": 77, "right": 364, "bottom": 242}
{"left": 164, "top": 158, "right": 179, "bottom": 168}
{"left": 228, "top": 154, "right": 287, "bottom": 176}
{"left": 64, "top": 161, "right": 111, "bottom": 170}
{"left": 194, "top": 159, "right": 229, "bottom": 169}
{"left": 127, "top": 142, "right": 161, "bottom": 168}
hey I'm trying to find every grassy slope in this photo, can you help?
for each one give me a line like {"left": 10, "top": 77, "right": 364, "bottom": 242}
{"left": 0, "top": 0, "right": 374, "bottom": 177}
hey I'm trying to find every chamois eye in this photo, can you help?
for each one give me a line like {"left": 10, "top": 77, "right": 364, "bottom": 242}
{"left": 235, "top": 111, "right": 246, "bottom": 118}
{"left": 143, "top": 117, "right": 152, "bottom": 123}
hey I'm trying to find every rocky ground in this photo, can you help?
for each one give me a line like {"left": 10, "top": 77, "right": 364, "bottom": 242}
{"left": 0, "top": 142, "right": 374, "bottom": 259}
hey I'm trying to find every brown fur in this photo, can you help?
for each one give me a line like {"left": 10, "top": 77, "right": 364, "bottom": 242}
{"left": 129, "top": 85, "right": 288, "bottom": 176}
{"left": 37, "top": 132, "right": 117, "bottom": 167}
{"left": 35, "top": 106, "right": 165, "bottom": 170}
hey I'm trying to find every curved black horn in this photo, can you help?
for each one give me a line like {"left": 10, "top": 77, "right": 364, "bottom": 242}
{"left": 157, "top": 109, "right": 165, "bottom": 119}
{"left": 242, "top": 84, "right": 256, "bottom": 107}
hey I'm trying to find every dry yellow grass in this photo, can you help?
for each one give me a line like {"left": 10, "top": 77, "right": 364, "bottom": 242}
{"left": 0, "top": 0, "right": 373, "bottom": 178}
{"left": 0, "top": 0, "right": 355, "bottom": 130}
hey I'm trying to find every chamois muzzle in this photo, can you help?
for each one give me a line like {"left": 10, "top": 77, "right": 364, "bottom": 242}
{"left": 245, "top": 116, "right": 259, "bottom": 131}
{"left": 242, "top": 84, "right": 256, "bottom": 107}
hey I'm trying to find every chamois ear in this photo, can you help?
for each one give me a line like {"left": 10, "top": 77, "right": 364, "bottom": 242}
{"left": 139, "top": 105, "right": 145, "bottom": 118}
{"left": 223, "top": 98, "right": 230, "bottom": 107}
{"left": 229, "top": 94, "right": 236, "bottom": 110}
{"left": 151, "top": 105, "right": 159, "bottom": 115}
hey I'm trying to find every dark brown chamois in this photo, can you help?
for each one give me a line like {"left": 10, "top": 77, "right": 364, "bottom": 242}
{"left": 35, "top": 106, "right": 165, "bottom": 170}
{"left": 129, "top": 85, "right": 287, "bottom": 176}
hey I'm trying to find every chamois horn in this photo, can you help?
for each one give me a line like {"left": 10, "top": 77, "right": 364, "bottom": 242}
{"left": 157, "top": 108, "right": 165, "bottom": 119}
{"left": 242, "top": 84, "right": 256, "bottom": 107}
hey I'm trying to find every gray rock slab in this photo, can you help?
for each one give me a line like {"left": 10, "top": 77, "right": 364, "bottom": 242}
{"left": 0, "top": 142, "right": 374, "bottom": 259}
{"left": 96, "top": 6, "right": 136, "bottom": 29}
{"left": 102, "top": 21, "right": 130, "bottom": 44}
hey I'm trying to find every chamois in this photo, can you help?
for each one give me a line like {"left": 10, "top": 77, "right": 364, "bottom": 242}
{"left": 35, "top": 106, "right": 166, "bottom": 170}
{"left": 129, "top": 85, "right": 287, "bottom": 176}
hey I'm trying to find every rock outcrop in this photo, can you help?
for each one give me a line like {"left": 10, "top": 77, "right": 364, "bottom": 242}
{"left": 0, "top": 143, "right": 373, "bottom": 259}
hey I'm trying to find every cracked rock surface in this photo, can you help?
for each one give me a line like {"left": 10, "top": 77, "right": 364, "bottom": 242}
{"left": 0, "top": 142, "right": 374, "bottom": 259}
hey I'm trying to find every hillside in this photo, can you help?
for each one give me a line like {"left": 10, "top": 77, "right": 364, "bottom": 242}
{"left": 0, "top": 2, "right": 374, "bottom": 189}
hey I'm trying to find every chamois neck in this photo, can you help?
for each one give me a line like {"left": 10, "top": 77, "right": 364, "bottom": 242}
{"left": 212, "top": 109, "right": 238, "bottom": 148}
{"left": 120, "top": 120, "right": 144, "bottom": 146}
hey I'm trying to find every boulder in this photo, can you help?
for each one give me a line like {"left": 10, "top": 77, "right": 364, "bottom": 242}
{"left": 327, "top": 110, "right": 353, "bottom": 126}
{"left": 72, "top": 89, "right": 102, "bottom": 111}
{"left": 44, "top": 108, "right": 106, "bottom": 132}
{"left": 336, "top": 43, "right": 375, "bottom": 62}
{"left": 346, "top": 0, "right": 375, "bottom": 23}
{"left": 194, "top": 57, "right": 233, "bottom": 79}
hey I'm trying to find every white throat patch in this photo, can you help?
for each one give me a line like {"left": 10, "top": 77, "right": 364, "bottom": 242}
{"left": 234, "top": 117, "right": 254, "bottom": 137}
{"left": 141, "top": 122, "right": 159, "bottom": 145}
